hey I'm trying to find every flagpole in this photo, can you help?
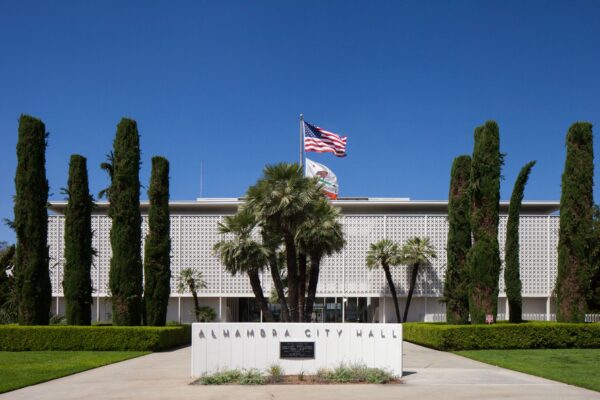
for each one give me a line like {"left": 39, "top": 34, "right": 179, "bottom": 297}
{"left": 299, "top": 113, "right": 304, "bottom": 170}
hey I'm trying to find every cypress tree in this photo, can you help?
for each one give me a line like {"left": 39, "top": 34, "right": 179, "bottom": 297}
{"left": 104, "top": 118, "right": 143, "bottom": 325}
{"left": 144, "top": 156, "right": 171, "bottom": 326}
{"left": 504, "top": 161, "right": 536, "bottom": 323}
{"left": 63, "top": 155, "right": 94, "bottom": 325}
{"left": 467, "top": 121, "right": 502, "bottom": 324}
{"left": 556, "top": 122, "right": 594, "bottom": 322}
{"left": 444, "top": 155, "right": 472, "bottom": 324}
{"left": 13, "top": 115, "right": 51, "bottom": 325}
{"left": 588, "top": 206, "right": 600, "bottom": 313}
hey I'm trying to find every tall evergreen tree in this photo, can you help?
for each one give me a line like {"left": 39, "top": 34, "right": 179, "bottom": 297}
{"left": 504, "top": 161, "right": 535, "bottom": 323}
{"left": 588, "top": 206, "right": 600, "bottom": 313}
{"left": 444, "top": 155, "right": 472, "bottom": 324}
{"left": 63, "top": 155, "right": 94, "bottom": 325}
{"left": 144, "top": 156, "right": 171, "bottom": 326}
{"left": 556, "top": 122, "right": 594, "bottom": 322}
{"left": 13, "top": 115, "right": 51, "bottom": 325}
{"left": 467, "top": 121, "right": 502, "bottom": 324}
{"left": 101, "top": 118, "right": 143, "bottom": 325}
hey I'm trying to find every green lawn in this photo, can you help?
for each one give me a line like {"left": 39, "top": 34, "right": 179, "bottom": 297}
{"left": 0, "top": 351, "right": 148, "bottom": 393}
{"left": 455, "top": 349, "right": 600, "bottom": 392}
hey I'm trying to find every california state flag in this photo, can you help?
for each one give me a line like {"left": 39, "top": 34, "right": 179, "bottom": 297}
{"left": 305, "top": 158, "right": 339, "bottom": 199}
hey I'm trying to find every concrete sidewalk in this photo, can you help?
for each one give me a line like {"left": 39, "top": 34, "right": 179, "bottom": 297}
{"left": 2, "top": 342, "right": 599, "bottom": 400}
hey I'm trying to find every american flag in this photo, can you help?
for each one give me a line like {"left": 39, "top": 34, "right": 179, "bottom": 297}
{"left": 304, "top": 121, "right": 347, "bottom": 157}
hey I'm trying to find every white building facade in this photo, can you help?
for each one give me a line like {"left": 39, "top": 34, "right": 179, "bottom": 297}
{"left": 47, "top": 198, "right": 560, "bottom": 323}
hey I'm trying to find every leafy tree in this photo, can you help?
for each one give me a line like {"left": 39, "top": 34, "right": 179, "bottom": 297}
{"left": 296, "top": 197, "right": 345, "bottom": 322}
{"left": 556, "top": 122, "right": 594, "bottom": 322}
{"left": 13, "top": 115, "right": 51, "bottom": 325}
{"left": 588, "top": 206, "right": 600, "bottom": 313}
{"left": 0, "top": 244, "right": 17, "bottom": 324}
{"left": 62, "top": 155, "right": 94, "bottom": 325}
{"left": 366, "top": 240, "right": 403, "bottom": 323}
{"left": 245, "top": 163, "right": 321, "bottom": 321}
{"left": 177, "top": 268, "right": 207, "bottom": 322}
{"left": 504, "top": 161, "right": 536, "bottom": 323}
{"left": 214, "top": 208, "right": 275, "bottom": 322}
{"left": 101, "top": 118, "right": 143, "bottom": 325}
{"left": 144, "top": 156, "right": 171, "bottom": 326}
{"left": 444, "top": 155, "right": 472, "bottom": 324}
{"left": 400, "top": 237, "right": 436, "bottom": 322}
{"left": 467, "top": 121, "right": 502, "bottom": 324}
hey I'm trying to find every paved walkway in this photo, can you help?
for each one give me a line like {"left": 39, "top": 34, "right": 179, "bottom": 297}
{"left": 2, "top": 343, "right": 599, "bottom": 400}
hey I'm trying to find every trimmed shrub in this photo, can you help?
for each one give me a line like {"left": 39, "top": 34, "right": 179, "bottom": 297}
{"left": 144, "top": 156, "right": 171, "bottom": 326}
{"left": 103, "top": 118, "right": 143, "bottom": 326}
{"left": 504, "top": 161, "right": 535, "bottom": 323}
{"left": 467, "top": 121, "right": 502, "bottom": 323}
{"left": 444, "top": 155, "right": 472, "bottom": 324}
{"left": 403, "top": 322, "right": 600, "bottom": 351}
{"left": 556, "top": 122, "right": 594, "bottom": 322}
{"left": 0, "top": 325, "right": 190, "bottom": 351}
{"left": 14, "top": 115, "right": 51, "bottom": 325}
{"left": 63, "top": 155, "right": 94, "bottom": 325}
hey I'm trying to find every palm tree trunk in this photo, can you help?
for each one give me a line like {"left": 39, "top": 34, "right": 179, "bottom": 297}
{"left": 190, "top": 282, "right": 200, "bottom": 322}
{"left": 247, "top": 269, "right": 275, "bottom": 322}
{"left": 383, "top": 264, "right": 402, "bottom": 323}
{"left": 403, "top": 263, "right": 420, "bottom": 322}
{"left": 298, "top": 252, "right": 307, "bottom": 322}
{"left": 283, "top": 230, "right": 299, "bottom": 322}
{"left": 304, "top": 254, "right": 320, "bottom": 322}
{"left": 269, "top": 255, "right": 290, "bottom": 322}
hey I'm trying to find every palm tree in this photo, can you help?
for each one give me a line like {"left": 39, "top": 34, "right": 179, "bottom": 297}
{"left": 400, "top": 237, "right": 437, "bottom": 322}
{"left": 297, "top": 197, "right": 345, "bottom": 322}
{"left": 261, "top": 225, "right": 290, "bottom": 322}
{"left": 366, "top": 240, "right": 403, "bottom": 323}
{"left": 177, "top": 268, "right": 206, "bottom": 322}
{"left": 213, "top": 208, "right": 275, "bottom": 322}
{"left": 245, "top": 163, "right": 321, "bottom": 321}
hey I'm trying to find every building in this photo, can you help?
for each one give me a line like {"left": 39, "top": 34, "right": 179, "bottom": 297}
{"left": 47, "top": 198, "right": 560, "bottom": 323}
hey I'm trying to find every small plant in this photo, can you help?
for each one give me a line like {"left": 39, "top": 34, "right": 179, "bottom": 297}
{"left": 267, "top": 364, "right": 284, "bottom": 383}
{"left": 196, "top": 306, "right": 216, "bottom": 322}
{"left": 199, "top": 370, "right": 241, "bottom": 385}
{"left": 238, "top": 369, "right": 265, "bottom": 385}
{"left": 199, "top": 369, "right": 265, "bottom": 385}
{"left": 298, "top": 370, "right": 305, "bottom": 381}
{"left": 317, "top": 363, "right": 395, "bottom": 384}
{"left": 49, "top": 314, "right": 66, "bottom": 325}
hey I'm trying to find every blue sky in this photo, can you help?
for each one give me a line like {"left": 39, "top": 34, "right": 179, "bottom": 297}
{"left": 1, "top": 1, "right": 599, "bottom": 243}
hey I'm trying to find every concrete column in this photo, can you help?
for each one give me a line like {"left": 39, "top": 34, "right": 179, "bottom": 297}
{"left": 505, "top": 297, "right": 510, "bottom": 321}
{"left": 546, "top": 297, "right": 551, "bottom": 321}
{"left": 178, "top": 296, "right": 181, "bottom": 323}
{"left": 218, "top": 297, "right": 223, "bottom": 322}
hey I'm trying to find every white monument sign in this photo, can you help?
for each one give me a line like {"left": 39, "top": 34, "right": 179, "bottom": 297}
{"left": 191, "top": 323, "right": 402, "bottom": 377}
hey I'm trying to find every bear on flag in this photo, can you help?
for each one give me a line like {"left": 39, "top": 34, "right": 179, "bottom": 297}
{"left": 305, "top": 158, "right": 339, "bottom": 199}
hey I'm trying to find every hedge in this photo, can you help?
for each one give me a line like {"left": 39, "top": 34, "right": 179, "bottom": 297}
{"left": 0, "top": 325, "right": 191, "bottom": 351}
{"left": 403, "top": 322, "right": 600, "bottom": 351}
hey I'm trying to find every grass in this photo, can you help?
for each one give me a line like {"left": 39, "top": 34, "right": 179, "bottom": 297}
{"left": 0, "top": 351, "right": 148, "bottom": 393}
{"left": 455, "top": 348, "right": 600, "bottom": 392}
